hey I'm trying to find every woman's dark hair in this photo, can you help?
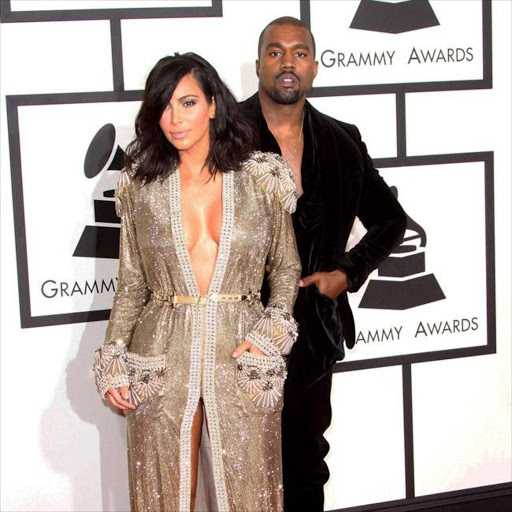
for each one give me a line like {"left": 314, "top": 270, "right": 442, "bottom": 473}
{"left": 126, "top": 53, "right": 256, "bottom": 182}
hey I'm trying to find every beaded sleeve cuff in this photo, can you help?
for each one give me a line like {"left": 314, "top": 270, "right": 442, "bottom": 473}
{"left": 236, "top": 352, "right": 287, "bottom": 409}
{"left": 245, "top": 303, "right": 299, "bottom": 356}
{"left": 93, "top": 340, "right": 129, "bottom": 398}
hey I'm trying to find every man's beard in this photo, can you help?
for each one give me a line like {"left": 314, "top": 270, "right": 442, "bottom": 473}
{"left": 261, "top": 77, "right": 302, "bottom": 105}
{"left": 269, "top": 86, "right": 301, "bottom": 105}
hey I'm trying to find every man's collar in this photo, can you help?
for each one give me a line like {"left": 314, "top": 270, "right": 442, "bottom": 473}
{"left": 244, "top": 92, "right": 314, "bottom": 128}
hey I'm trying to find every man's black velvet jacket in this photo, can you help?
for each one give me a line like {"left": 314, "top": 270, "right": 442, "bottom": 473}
{"left": 241, "top": 93, "right": 407, "bottom": 386}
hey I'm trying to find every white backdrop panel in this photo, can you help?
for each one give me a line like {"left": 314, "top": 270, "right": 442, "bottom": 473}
{"left": 412, "top": 351, "right": 512, "bottom": 495}
{"left": 11, "top": 0, "right": 211, "bottom": 10}
{"left": 407, "top": 89, "right": 505, "bottom": 156}
{"left": 0, "top": 21, "right": 113, "bottom": 95}
{"left": 121, "top": 0, "right": 300, "bottom": 99}
{"left": 309, "top": 95, "right": 397, "bottom": 159}
{"left": 311, "top": 0, "right": 484, "bottom": 87}
{"left": 324, "top": 366, "right": 406, "bottom": 510}
{"left": 18, "top": 101, "right": 140, "bottom": 317}
{"left": 0, "top": 317, "right": 130, "bottom": 512}
{"left": 345, "top": 161, "right": 488, "bottom": 362}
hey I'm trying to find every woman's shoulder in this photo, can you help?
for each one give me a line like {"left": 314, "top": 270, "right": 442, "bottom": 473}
{"left": 114, "top": 165, "right": 140, "bottom": 217}
{"left": 242, "top": 151, "right": 298, "bottom": 214}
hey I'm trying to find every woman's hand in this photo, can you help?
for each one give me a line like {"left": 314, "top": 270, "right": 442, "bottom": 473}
{"left": 105, "top": 386, "right": 136, "bottom": 410}
{"left": 231, "top": 340, "right": 265, "bottom": 358}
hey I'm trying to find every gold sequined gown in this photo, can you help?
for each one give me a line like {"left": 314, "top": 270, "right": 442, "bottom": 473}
{"left": 93, "top": 152, "right": 301, "bottom": 512}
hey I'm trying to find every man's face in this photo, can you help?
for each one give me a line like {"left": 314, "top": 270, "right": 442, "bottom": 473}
{"left": 257, "top": 24, "right": 318, "bottom": 105}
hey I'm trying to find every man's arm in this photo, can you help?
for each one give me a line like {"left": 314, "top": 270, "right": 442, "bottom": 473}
{"left": 335, "top": 125, "right": 407, "bottom": 293}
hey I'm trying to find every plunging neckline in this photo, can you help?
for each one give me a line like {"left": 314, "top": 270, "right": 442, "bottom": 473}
{"left": 171, "top": 168, "right": 233, "bottom": 297}
{"left": 167, "top": 168, "right": 235, "bottom": 511}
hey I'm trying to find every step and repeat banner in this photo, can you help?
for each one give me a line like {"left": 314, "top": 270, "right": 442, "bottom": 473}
{"left": 1, "top": 1, "right": 510, "bottom": 511}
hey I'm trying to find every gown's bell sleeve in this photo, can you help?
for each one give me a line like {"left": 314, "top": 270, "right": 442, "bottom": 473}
{"left": 93, "top": 170, "right": 149, "bottom": 398}
{"left": 244, "top": 152, "right": 302, "bottom": 357}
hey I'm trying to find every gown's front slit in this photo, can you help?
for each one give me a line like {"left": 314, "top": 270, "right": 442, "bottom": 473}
{"left": 95, "top": 153, "right": 301, "bottom": 512}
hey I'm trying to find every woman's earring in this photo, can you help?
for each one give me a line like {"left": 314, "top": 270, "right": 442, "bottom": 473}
{"left": 210, "top": 113, "right": 216, "bottom": 119}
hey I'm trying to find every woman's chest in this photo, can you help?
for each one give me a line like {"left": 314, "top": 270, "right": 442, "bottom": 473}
{"left": 132, "top": 175, "right": 274, "bottom": 260}
{"left": 180, "top": 174, "right": 223, "bottom": 249}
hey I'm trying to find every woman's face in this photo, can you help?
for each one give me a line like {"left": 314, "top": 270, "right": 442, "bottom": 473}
{"left": 159, "top": 74, "right": 215, "bottom": 156}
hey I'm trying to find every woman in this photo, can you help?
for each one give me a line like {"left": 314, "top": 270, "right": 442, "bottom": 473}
{"left": 93, "top": 53, "right": 301, "bottom": 512}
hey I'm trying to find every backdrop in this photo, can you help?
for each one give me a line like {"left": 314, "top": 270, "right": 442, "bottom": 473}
{"left": 1, "top": 1, "right": 510, "bottom": 511}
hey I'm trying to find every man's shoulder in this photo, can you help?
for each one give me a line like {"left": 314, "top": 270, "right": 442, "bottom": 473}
{"left": 239, "top": 94, "right": 362, "bottom": 152}
{"left": 307, "top": 102, "right": 368, "bottom": 169}
{"left": 307, "top": 101, "right": 359, "bottom": 140}
{"left": 239, "top": 93, "right": 260, "bottom": 116}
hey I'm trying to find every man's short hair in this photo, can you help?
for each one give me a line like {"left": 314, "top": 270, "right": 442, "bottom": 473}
{"left": 257, "top": 16, "right": 316, "bottom": 58}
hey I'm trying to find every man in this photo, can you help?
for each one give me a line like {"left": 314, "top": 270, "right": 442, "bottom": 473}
{"left": 241, "top": 17, "right": 407, "bottom": 511}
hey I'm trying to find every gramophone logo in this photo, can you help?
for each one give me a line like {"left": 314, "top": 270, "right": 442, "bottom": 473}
{"left": 350, "top": 0, "right": 440, "bottom": 34}
{"left": 360, "top": 186, "right": 445, "bottom": 310}
{"left": 73, "top": 123, "right": 125, "bottom": 259}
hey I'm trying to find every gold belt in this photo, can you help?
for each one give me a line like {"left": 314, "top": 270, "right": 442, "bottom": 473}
{"left": 153, "top": 291, "right": 261, "bottom": 307}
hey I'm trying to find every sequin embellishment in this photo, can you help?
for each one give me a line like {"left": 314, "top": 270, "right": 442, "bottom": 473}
{"left": 245, "top": 302, "right": 299, "bottom": 356}
{"left": 202, "top": 171, "right": 234, "bottom": 512}
{"left": 236, "top": 352, "right": 287, "bottom": 409}
{"left": 115, "top": 168, "right": 133, "bottom": 217}
{"left": 170, "top": 169, "right": 203, "bottom": 512}
{"left": 170, "top": 169, "right": 233, "bottom": 512}
{"left": 93, "top": 342, "right": 166, "bottom": 406}
{"left": 95, "top": 154, "right": 301, "bottom": 510}
{"left": 93, "top": 341, "right": 129, "bottom": 398}
{"left": 125, "top": 352, "right": 166, "bottom": 406}
{"left": 245, "top": 151, "right": 299, "bottom": 213}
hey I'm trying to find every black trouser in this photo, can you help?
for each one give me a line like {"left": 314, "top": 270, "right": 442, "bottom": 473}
{"left": 281, "top": 368, "right": 333, "bottom": 512}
